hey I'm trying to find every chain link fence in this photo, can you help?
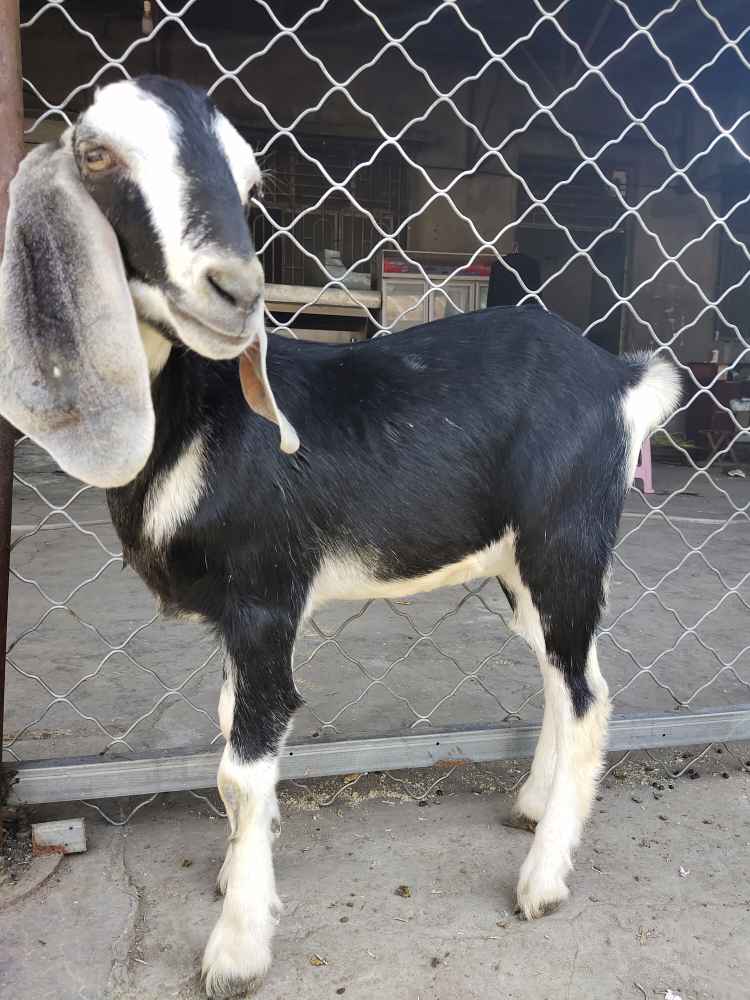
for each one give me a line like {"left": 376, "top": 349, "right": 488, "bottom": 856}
{"left": 3, "top": 0, "right": 750, "bottom": 810}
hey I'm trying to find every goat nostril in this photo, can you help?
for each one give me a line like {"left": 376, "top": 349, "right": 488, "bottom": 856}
{"left": 207, "top": 273, "right": 238, "bottom": 308}
{"left": 204, "top": 263, "right": 263, "bottom": 313}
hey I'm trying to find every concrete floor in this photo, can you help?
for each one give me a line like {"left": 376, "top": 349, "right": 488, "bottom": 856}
{"left": 2, "top": 749, "right": 749, "bottom": 1000}
{"left": 5, "top": 444, "right": 750, "bottom": 764}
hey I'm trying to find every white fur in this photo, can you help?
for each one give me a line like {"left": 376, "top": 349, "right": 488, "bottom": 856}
{"left": 139, "top": 321, "right": 172, "bottom": 377}
{"left": 622, "top": 354, "right": 681, "bottom": 481}
{"left": 506, "top": 550, "right": 559, "bottom": 826}
{"left": 213, "top": 112, "right": 261, "bottom": 203}
{"left": 305, "top": 532, "right": 518, "bottom": 616}
{"left": 129, "top": 279, "right": 177, "bottom": 333}
{"left": 516, "top": 645, "right": 610, "bottom": 919}
{"left": 216, "top": 663, "right": 237, "bottom": 898}
{"left": 131, "top": 272, "right": 234, "bottom": 355}
{"left": 218, "top": 668, "right": 236, "bottom": 743}
{"left": 203, "top": 746, "right": 282, "bottom": 998}
{"left": 513, "top": 703, "right": 556, "bottom": 825}
{"left": 172, "top": 609, "right": 209, "bottom": 624}
{"left": 143, "top": 433, "right": 206, "bottom": 547}
{"left": 215, "top": 665, "right": 284, "bottom": 899}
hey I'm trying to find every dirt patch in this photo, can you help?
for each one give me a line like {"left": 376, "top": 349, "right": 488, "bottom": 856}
{"left": 178, "top": 744, "right": 750, "bottom": 822}
{"left": 0, "top": 806, "right": 33, "bottom": 886}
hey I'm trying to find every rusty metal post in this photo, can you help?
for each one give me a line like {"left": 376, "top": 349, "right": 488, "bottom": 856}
{"left": 0, "top": 0, "right": 24, "bottom": 754}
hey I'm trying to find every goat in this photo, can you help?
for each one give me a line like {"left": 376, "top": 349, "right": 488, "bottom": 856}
{"left": 0, "top": 76, "right": 680, "bottom": 998}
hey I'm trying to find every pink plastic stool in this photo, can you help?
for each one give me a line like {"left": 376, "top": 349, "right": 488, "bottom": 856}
{"left": 634, "top": 436, "right": 654, "bottom": 494}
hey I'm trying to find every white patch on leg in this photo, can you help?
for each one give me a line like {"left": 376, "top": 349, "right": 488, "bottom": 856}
{"left": 492, "top": 535, "right": 546, "bottom": 657}
{"left": 215, "top": 667, "right": 288, "bottom": 899}
{"left": 216, "top": 842, "right": 233, "bottom": 900}
{"left": 516, "top": 661, "right": 574, "bottom": 918}
{"left": 490, "top": 537, "right": 556, "bottom": 828}
{"left": 217, "top": 664, "right": 236, "bottom": 743}
{"left": 516, "top": 841, "right": 571, "bottom": 920}
{"left": 143, "top": 433, "right": 206, "bottom": 547}
{"left": 203, "top": 748, "right": 281, "bottom": 998}
{"left": 513, "top": 701, "right": 556, "bottom": 826}
{"left": 216, "top": 664, "right": 237, "bottom": 896}
{"left": 515, "top": 641, "right": 610, "bottom": 920}
{"left": 574, "top": 645, "right": 610, "bottom": 820}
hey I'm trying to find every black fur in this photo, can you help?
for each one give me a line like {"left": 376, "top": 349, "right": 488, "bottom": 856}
{"left": 84, "top": 170, "right": 168, "bottom": 286}
{"left": 109, "top": 305, "right": 642, "bottom": 755}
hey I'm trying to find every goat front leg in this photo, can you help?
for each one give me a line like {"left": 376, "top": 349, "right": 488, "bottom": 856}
{"left": 202, "top": 605, "right": 300, "bottom": 999}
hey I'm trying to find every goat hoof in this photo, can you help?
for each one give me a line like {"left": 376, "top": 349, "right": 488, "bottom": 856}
{"left": 204, "top": 973, "right": 264, "bottom": 999}
{"left": 515, "top": 850, "right": 570, "bottom": 920}
{"left": 515, "top": 875, "right": 569, "bottom": 920}
{"left": 515, "top": 896, "right": 563, "bottom": 920}
{"left": 202, "top": 916, "right": 272, "bottom": 998}
{"left": 505, "top": 811, "right": 538, "bottom": 833}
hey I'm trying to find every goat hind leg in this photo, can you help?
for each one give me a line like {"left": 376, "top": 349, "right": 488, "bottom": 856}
{"left": 511, "top": 696, "right": 556, "bottom": 831}
{"left": 510, "top": 638, "right": 608, "bottom": 835}
{"left": 515, "top": 642, "right": 609, "bottom": 919}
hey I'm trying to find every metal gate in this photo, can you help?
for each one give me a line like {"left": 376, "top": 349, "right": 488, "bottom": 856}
{"left": 2, "top": 1, "right": 750, "bottom": 813}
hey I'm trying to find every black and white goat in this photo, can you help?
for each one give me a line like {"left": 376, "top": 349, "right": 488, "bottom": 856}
{"left": 0, "top": 77, "right": 680, "bottom": 998}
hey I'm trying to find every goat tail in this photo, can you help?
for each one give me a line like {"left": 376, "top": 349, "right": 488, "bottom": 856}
{"left": 621, "top": 352, "right": 682, "bottom": 482}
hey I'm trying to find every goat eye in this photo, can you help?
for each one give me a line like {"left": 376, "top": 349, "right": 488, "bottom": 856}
{"left": 84, "top": 147, "right": 115, "bottom": 173}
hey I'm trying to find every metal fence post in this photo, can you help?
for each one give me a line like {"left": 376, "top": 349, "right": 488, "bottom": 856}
{"left": 0, "top": 0, "right": 24, "bottom": 754}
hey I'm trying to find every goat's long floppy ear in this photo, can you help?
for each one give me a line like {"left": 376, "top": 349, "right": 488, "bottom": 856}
{"left": 0, "top": 141, "right": 153, "bottom": 488}
{"left": 239, "top": 336, "right": 300, "bottom": 454}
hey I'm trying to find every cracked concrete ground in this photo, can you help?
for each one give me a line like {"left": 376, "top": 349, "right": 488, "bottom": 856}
{"left": 2, "top": 749, "right": 749, "bottom": 1000}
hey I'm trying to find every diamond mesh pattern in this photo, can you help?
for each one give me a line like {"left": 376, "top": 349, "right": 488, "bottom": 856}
{"left": 4, "top": 2, "right": 750, "bottom": 796}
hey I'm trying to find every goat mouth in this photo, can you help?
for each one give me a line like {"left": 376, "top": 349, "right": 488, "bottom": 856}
{"left": 165, "top": 297, "right": 262, "bottom": 360}
{"left": 167, "top": 299, "right": 256, "bottom": 345}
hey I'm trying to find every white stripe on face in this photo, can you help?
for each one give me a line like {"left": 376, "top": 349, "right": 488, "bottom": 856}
{"left": 80, "top": 81, "right": 192, "bottom": 286}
